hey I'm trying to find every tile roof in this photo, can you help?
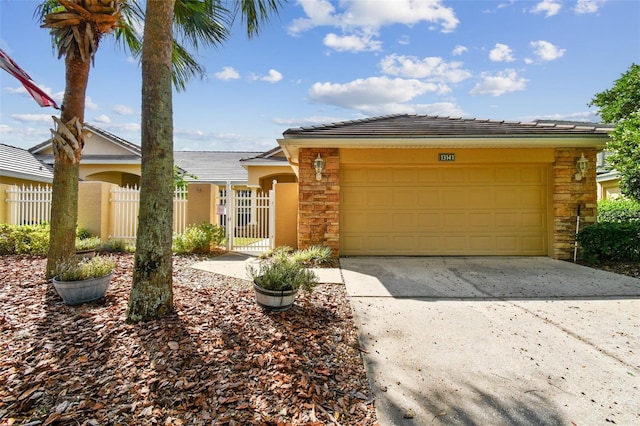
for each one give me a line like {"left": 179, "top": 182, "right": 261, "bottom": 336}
{"left": 282, "top": 114, "right": 614, "bottom": 138}
{"left": 0, "top": 143, "right": 54, "bottom": 183}
{"left": 173, "top": 151, "right": 261, "bottom": 184}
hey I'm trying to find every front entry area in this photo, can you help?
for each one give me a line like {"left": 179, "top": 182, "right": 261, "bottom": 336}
{"left": 340, "top": 163, "right": 549, "bottom": 256}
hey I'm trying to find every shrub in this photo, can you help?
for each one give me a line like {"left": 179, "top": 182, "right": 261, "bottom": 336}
{"left": 292, "top": 245, "right": 335, "bottom": 267}
{"left": 75, "top": 237, "right": 102, "bottom": 251}
{"left": 0, "top": 223, "right": 50, "bottom": 255}
{"left": 576, "top": 222, "right": 640, "bottom": 263}
{"left": 97, "top": 239, "right": 134, "bottom": 253}
{"left": 598, "top": 197, "right": 640, "bottom": 222}
{"left": 173, "top": 223, "right": 225, "bottom": 254}
{"left": 54, "top": 256, "right": 115, "bottom": 281}
{"left": 77, "top": 227, "right": 92, "bottom": 240}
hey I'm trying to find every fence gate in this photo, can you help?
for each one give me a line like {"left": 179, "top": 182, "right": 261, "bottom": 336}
{"left": 224, "top": 184, "right": 274, "bottom": 253}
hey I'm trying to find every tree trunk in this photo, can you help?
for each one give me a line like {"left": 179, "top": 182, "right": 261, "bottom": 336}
{"left": 46, "top": 55, "right": 90, "bottom": 279}
{"left": 127, "top": 0, "right": 175, "bottom": 323}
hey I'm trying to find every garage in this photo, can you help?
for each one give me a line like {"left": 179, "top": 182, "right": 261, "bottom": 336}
{"left": 340, "top": 163, "right": 549, "bottom": 256}
{"left": 278, "top": 114, "right": 610, "bottom": 260}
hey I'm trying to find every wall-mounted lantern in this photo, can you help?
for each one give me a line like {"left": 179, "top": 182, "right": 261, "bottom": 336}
{"left": 314, "top": 153, "right": 325, "bottom": 181}
{"left": 574, "top": 153, "right": 589, "bottom": 181}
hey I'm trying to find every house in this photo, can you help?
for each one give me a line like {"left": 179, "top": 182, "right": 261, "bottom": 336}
{"left": 0, "top": 143, "right": 53, "bottom": 186}
{"left": 277, "top": 114, "right": 613, "bottom": 260}
{"left": 596, "top": 151, "right": 621, "bottom": 199}
{"left": 29, "top": 124, "right": 143, "bottom": 187}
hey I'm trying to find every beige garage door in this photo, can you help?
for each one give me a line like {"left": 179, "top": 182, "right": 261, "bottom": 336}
{"left": 340, "top": 165, "right": 549, "bottom": 255}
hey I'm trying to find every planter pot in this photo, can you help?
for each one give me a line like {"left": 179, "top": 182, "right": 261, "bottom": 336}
{"left": 75, "top": 249, "right": 96, "bottom": 260}
{"left": 52, "top": 273, "right": 113, "bottom": 306}
{"left": 253, "top": 282, "right": 299, "bottom": 312}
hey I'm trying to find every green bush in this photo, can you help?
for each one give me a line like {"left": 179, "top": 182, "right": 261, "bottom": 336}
{"left": 97, "top": 239, "right": 134, "bottom": 253}
{"left": 173, "top": 223, "right": 225, "bottom": 254}
{"left": 0, "top": 223, "right": 50, "bottom": 255}
{"left": 576, "top": 222, "right": 640, "bottom": 263}
{"left": 292, "top": 245, "right": 335, "bottom": 267}
{"left": 598, "top": 198, "right": 640, "bottom": 222}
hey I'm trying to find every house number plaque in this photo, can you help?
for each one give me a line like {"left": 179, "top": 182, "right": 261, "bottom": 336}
{"left": 439, "top": 153, "right": 455, "bottom": 162}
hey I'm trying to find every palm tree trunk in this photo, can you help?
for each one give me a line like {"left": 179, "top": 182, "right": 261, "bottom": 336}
{"left": 127, "top": 0, "right": 175, "bottom": 323}
{"left": 46, "top": 55, "right": 90, "bottom": 279}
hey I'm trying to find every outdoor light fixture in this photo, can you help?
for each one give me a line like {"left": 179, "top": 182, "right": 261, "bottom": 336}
{"left": 574, "top": 153, "right": 589, "bottom": 181}
{"left": 314, "top": 153, "right": 325, "bottom": 181}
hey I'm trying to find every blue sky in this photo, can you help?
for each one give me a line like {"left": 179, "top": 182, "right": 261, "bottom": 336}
{"left": 1, "top": 0, "right": 639, "bottom": 152}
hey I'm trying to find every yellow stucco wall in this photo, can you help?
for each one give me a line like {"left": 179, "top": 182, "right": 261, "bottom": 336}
{"left": 187, "top": 183, "right": 220, "bottom": 227}
{"left": 274, "top": 183, "right": 298, "bottom": 249}
{"left": 247, "top": 165, "right": 296, "bottom": 189}
{"left": 340, "top": 147, "right": 556, "bottom": 165}
{"left": 78, "top": 181, "right": 117, "bottom": 239}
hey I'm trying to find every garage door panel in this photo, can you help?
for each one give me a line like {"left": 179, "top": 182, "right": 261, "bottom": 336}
{"left": 341, "top": 165, "right": 548, "bottom": 255}
{"left": 441, "top": 189, "right": 470, "bottom": 209}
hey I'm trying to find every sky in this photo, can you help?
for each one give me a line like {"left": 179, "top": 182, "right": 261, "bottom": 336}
{"left": 1, "top": 0, "right": 639, "bottom": 152}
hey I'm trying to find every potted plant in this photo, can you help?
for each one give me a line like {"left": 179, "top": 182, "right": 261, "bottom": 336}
{"left": 52, "top": 256, "right": 115, "bottom": 305}
{"left": 75, "top": 236, "right": 102, "bottom": 259}
{"left": 247, "top": 249, "right": 318, "bottom": 311}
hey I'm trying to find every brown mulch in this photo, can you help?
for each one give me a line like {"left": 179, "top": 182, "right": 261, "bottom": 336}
{"left": 0, "top": 254, "right": 378, "bottom": 426}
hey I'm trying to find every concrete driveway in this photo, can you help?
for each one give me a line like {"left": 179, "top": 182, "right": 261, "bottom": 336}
{"left": 341, "top": 257, "right": 640, "bottom": 426}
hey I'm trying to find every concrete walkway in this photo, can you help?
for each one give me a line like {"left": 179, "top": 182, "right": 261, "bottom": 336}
{"left": 341, "top": 257, "right": 640, "bottom": 426}
{"left": 190, "top": 252, "right": 343, "bottom": 284}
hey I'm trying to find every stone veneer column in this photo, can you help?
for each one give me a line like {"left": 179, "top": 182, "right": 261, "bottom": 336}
{"left": 552, "top": 148, "right": 598, "bottom": 260}
{"left": 297, "top": 148, "right": 340, "bottom": 255}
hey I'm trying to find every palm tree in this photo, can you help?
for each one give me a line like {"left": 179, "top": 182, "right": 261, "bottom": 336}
{"left": 37, "top": 0, "right": 231, "bottom": 278}
{"left": 127, "top": 0, "right": 283, "bottom": 322}
{"left": 39, "top": 0, "right": 124, "bottom": 278}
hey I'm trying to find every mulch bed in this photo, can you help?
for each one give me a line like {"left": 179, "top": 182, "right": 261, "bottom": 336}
{"left": 0, "top": 254, "right": 378, "bottom": 426}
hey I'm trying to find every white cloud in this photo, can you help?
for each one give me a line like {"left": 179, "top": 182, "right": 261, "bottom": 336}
{"left": 3, "top": 83, "right": 60, "bottom": 105}
{"left": 323, "top": 33, "right": 382, "bottom": 52}
{"left": 94, "top": 114, "right": 111, "bottom": 124}
{"left": 308, "top": 76, "right": 439, "bottom": 111}
{"left": 260, "top": 69, "right": 283, "bottom": 83}
{"left": 470, "top": 69, "right": 527, "bottom": 96}
{"left": 379, "top": 54, "right": 472, "bottom": 85}
{"left": 272, "top": 116, "right": 351, "bottom": 126}
{"left": 524, "top": 111, "right": 595, "bottom": 122}
{"left": 10, "top": 114, "right": 53, "bottom": 123}
{"left": 531, "top": 0, "right": 562, "bottom": 17}
{"left": 530, "top": 40, "right": 565, "bottom": 61}
{"left": 85, "top": 96, "right": 98, "bottom": 110}
{"left": 214, "top": 66, "right": 240, "bottom": 80}
{"left": 452, "top": 45, "right": 468, "bottom": 56}
{"left": 288, "top": 0, "right": 338, "bottom": 34}
{"left": 113, "top": 104, "right": 135, "bottom": 115}
{"left": 289, "top": 0, "right": 459, "bottom": 35}
{"left": 489, "top": 43, "right": 515, "bottom": 62}
{"left": 574, "top": 0, "right": 607, "bottom": 14}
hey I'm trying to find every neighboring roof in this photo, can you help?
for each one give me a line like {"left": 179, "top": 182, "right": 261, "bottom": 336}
{"left": 0, "top": 143, "right": 54, "bottom": 183}
{"left": 239, "top": 146, "right": 290, "bottom": 167}
{"left": 174, "top": 151, "right": 261, "bottom": 184}
{"left": 282, "top": 114, "right": 614, "bottom": 138}
{"left": 28, "top": 123, "right": 142, "bottom": 156}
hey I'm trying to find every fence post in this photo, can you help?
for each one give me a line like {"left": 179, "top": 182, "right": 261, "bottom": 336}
{"left": 0, "top": 184, "right": 9, "bottom": 224}
{"left": 225, "top": 181, "right": 233, "bottom": 251}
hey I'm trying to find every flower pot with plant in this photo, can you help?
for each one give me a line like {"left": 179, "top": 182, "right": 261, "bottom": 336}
{"left": 52, "top": 256, "right": 115, "bottom": 305}
{"left": 75, "top": 236, "right": 102, "bottom": 259}
{"left": 247, "top": 249, "right": 318, "bottom": 311}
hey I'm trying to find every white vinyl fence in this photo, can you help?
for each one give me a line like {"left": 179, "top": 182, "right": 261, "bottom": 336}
{"left": 4, "top": 184, "right": 188, "bottom": 241}
{"left": 4, "top": 184, "right": 52, "bottom": 225}
{"left": 110, "top": 185, "right": 188, "bottom": 241}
